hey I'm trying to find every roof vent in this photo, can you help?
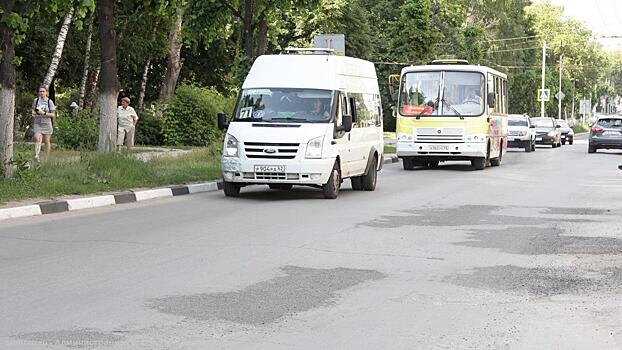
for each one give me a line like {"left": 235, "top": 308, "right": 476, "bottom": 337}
{"left": 430, "top": 59, "right": 469, "bottom": 65}
{"left": 283, "top": 47, "right": 336, "bottom": 55}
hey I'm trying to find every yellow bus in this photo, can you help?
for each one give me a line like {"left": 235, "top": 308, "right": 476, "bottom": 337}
{"left": 395, "top": 60, "right": 508, "bottom": 170}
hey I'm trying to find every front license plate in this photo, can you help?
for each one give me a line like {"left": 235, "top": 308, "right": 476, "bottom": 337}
{"left": 429, "top": 145, "right": 450, "bottom": 151}
{"left": 254, "top": 165, "right": 285, "bottom": 173}
{"left": 513, "top": 138, "right": 521, "bottom": 142}
{"left": 536, "top": 137, "right": 542, "bottom": 141}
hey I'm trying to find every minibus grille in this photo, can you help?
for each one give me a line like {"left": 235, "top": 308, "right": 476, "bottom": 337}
{"left": 244, "top": 142, "right": 300, "bottom": 159}
{"left": 415, "top": 127, "right": 464, "bottom": 143}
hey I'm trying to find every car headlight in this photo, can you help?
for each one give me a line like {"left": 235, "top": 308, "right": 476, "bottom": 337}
{"left": 305, "top": 135, "right": 324, "bottom": 159}
{"left": 224, "top": 134, "right": 239, "bottom": 157}
{"left": 547, "top": 131, "right": 556, "bottom": 137}
{"left": 466, "top": 134, "right": 487, "bottom": 142}
{"left": 519, "top": 131, "right": 528, "bottom": 136}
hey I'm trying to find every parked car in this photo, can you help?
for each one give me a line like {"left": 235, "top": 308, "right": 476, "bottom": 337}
{"left": 531, "top": 117, "right": 562, "bottom": 148}
{"left": 588, "top": 117, "right": 622, "bottom": 153}
{"left": 507, "top": 114, "right": 536, "bottom": 152}
{"left": 556, "top": 119, "right": 574, "bottom": 145}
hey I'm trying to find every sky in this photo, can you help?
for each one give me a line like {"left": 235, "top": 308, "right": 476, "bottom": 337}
{"left": 542, "top": 0, "right": 622, "bottom": 51}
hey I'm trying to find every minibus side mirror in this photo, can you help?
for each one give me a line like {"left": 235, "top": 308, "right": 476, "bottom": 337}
{"left": 529, "top": 125, "right": 536, "bottom": 128}
{"left": 341, "top": 114, "right": 353, "bottom": 133}
{"left": 487, "top": 92, "right": 495, "bottom": 109}
{"left": 217, "top": 112, "right": 229, "bottom": 131}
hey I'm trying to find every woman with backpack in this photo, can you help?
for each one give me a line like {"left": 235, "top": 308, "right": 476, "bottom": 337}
{"left": 32, "top": 86, "right": 56, "bottom": 162}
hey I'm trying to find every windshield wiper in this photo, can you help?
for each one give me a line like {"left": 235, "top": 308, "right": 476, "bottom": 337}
{"left": 417, "top": 99, "right": 438, "bottom": 120}
{"left": 441, "top": 98, "right": 463, "bottom": 119}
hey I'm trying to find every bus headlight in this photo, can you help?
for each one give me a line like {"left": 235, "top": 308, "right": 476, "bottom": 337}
{"left": 466, "top": 134, "right": 487, "bottom": 142}
{"left": 224, "top": 134, "right": 239, "bottom": 157}
{"left": 397, "top": 133, "right": 414, "bottom": 141}
{"left": 306, "top": 136, "right": 324, "bottom": 158}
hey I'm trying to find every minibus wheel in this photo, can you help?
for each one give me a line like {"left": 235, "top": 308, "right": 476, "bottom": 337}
{"left": 362, "top": 156, "right": 378, "bottom": 191}
{"left": 402, "top": 158, "right": 415, "bottom": 170}
{"left": 322, "top": 163, "right": 341, "bottom": 199}
{"left": 223, "top": 182, "right": 241, "bottom": 197}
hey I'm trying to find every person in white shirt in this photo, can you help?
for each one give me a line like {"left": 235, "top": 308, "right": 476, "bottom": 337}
{"left": 117, "top": 97, "right": 139, "bottom": 152}
{"left": 462, "top": 88, "right": 482, "bottom": 105}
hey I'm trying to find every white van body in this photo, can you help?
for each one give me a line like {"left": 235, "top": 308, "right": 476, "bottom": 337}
{"left": 220, "top": 53, "right": 384, "bottom": 198}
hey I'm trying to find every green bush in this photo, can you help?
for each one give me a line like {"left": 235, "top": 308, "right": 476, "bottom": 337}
{"left": 135, "top": 111, "right": 164, "bottom": 146}
{"left": 54, "top": 109, "right": 99, "bottom": 150}
{"left": 162, "top": 84, "right": 236, "bottom": 146}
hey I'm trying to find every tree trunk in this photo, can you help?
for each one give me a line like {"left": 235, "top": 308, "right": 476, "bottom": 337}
{"left": 42, "top": 7, "right": 74, "bottom": 90}
{"left": 137, "top": 59, "right": 151, "bottom": 111}
{"left": 78, "top": 16, "right": 94, "bottom": 109}
{"left": 257, "top": 16, "right": 268, "bottom": 56}
{"left": 0, "top": 17, "right": 16, "bottom": 178}
{"left": 96, "top": 0, "right": 120, "bottom": 153}
{"left": 243, "top": 0, "right": 254, "bottom": 58}
{"left": 159, "top": 6, "right": 184, "bottom": 102}
{"left": 85, "top": 66, "right": 100, "bottom": 110}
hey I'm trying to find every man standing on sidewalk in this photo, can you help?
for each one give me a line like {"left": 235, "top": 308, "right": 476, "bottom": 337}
{"left": 117, "top": 97, "right": 139, "bottom": 152}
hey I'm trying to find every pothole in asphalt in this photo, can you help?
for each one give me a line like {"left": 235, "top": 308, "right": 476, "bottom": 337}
{"left": 15, "top": 328, "right": 125, "bottom": 349}
{"left": 455, "top": 226, "right": 622, "bottom": 255}
{"left": 448, "top": 265, "right": 622, "bottom": 296}
{"left": 359, "top": 205, "right": 591, "bottom": 229}
{"left": 149, "top": 265, "right": 386, "bottom": 326}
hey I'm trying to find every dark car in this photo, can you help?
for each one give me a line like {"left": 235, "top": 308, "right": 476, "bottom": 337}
{"left": 588, "top": 117, "right": 622, "bottom": 153}
{"left": 531, "top": 117, "right": 562, "bottom": 148}
{"left": 556, "top": 119, "right": 574, "bottom": 145}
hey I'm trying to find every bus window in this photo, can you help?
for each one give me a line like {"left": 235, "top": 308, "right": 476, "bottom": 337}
{"left": 399, "top": 72, "right": 441, "bottom": 116}
{"left": 442, "top": 72, "right": 485, "bottom": 116}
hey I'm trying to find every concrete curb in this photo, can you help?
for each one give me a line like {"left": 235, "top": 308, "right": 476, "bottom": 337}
{"left": 0, "top": 156, "right": 400, "bottom": 223}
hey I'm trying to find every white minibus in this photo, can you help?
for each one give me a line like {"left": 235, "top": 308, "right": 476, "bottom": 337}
{"left": 217, "top": 49, "right": 384, "bottom": 199}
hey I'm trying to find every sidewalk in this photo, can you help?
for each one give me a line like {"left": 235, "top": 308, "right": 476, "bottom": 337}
{"left": 0, "top": 155, "right": 399, "bottom": 222}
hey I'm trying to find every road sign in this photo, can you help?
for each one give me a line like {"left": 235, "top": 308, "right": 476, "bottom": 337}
{"left": 579, "top": 99, "right": 591, "bottom": 114}
{"left": 555, "top": 91, "right": 565, "bottom": 100}
{"left": 314, "top": 34, "right": 345, "bottom": 55}
{"left": 537, "top": 89, "right": 551, "bottom": 102}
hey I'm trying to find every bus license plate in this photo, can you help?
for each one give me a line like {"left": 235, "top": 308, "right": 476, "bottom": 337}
{"left": 429, "top": 145, "right": 450, "bottom": 151}
{"left": 255, "top": 165, "right": 285, "bottom": 173}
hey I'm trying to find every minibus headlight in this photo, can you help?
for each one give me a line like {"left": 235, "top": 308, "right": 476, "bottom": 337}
{"left": 224, "top": 134, "right": 239, "bottom": 157}
{"left": 306, "top": 136, "right": 324, "bottom": 159}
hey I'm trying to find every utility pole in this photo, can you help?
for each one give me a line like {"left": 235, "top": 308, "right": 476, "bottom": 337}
{"left": 541, "top": 41, "right": 547, "bottom": 118}
{"left": 558, "top": 54, "right": 563, "bottom": 120}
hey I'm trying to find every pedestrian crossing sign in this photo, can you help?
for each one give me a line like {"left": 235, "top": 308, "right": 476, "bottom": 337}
{"left": 537, "top": 89, "right": 551, "bottom": 102}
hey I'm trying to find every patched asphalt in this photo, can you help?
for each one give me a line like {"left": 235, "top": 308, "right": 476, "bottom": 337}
{"left": 149, "top": 266, "right": 386, "bottom": 325}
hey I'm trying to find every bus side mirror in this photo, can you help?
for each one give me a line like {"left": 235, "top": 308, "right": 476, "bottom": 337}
{"left": 487, "top": 92, "right": 495, "bottom": 108}
{"left": 217, "top": 112, "right": 229, "bottom": 131}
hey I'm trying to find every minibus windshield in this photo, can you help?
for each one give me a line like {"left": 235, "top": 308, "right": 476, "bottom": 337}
{"left": 399, "top": 71, "right": 485, "bottom": 117}
{"left": 233, "top": 88, "right": 333, "bottom": 123}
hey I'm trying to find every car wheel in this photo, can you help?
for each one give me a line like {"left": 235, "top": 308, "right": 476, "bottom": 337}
{"left": 588, "top": 144, "right": 597, "bottom": 153}
{"left": 561, "top": 139, "right": 566, "bottom": 145}
{"left": 552, "top": 142, "right": 557, "bottom": 148}
{"left": 524, "top": 141, "right": 532, "bottom": 153}
{"left": 223, "top": 182, "right": 241, "bottom": 197}
{"left": 351, "top": 176, "right": 363, "bottom": 190}
{"left": 322, "top": 162, "right": 341, "bottom": 199}
{"left": 569, "top": 139, "right": 574, "bottom": 145}
{"left": 362, "top": 156, "right": 378, "bottom": 191}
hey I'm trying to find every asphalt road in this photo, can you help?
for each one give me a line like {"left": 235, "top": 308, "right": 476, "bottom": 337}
{"left": 2, "top": 135, "right": 622, "bottom": 349}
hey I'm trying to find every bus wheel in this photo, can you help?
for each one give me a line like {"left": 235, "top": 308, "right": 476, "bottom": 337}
{"left": 402, "top": 158, "right": 415, "bottom": 170}
{"left": 471, "top": 158, "right": 486, "bottom": 170}
{"left": 490, "top": 142, "right": 503, "bottom": 167}
{"left": 322, "top": 162, "right": 341, "bottom": 199}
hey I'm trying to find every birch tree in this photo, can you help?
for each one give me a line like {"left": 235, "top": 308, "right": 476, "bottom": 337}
{"left": 41, "top": 7, "right": 75, "bottom": 90}
{"left": 159, "top": 3, "right": 185, "bottom": 102}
